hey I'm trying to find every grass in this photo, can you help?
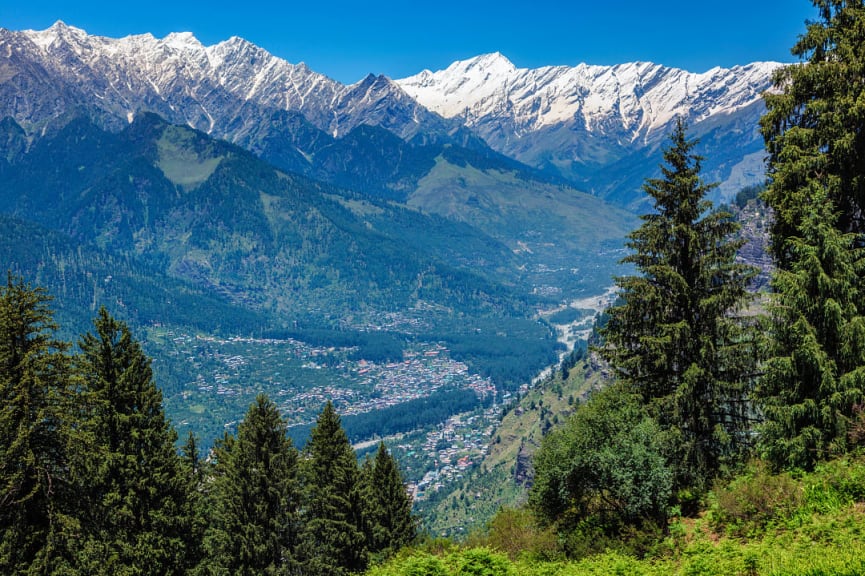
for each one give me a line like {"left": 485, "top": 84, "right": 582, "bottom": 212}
{"left": 156, "top": 126, "right": 224, "bottom": 188}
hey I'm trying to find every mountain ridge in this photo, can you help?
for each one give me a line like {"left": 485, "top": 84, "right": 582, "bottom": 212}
{"left": 2, "top": 22, "right": 778, "bottom": 205}
{"left": 396, "top": 52, "right": 779, "bottom": 203}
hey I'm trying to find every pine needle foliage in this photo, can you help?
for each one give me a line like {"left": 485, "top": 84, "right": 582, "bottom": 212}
{"left": 761, "top": 0, "right": 865, "bottom": 262}
{"left": 203, "top": 394, "right": 301, "bottom": 576}
{"left": 75, "top": 308, "right": 191, "bottom": 575}
{"left": 757, "top": 188, "right": 865, "bottom": 470}
{"left": 0, "top": 275, "right": 77, "bottom": 574}
{"left": 759, "top": 0, "right": 865, "bottom": 471}
{"left": 362, "top": 442, "right": 417, "bottom": 560}
{"left": 299, "top": 400, "right": 368, "bottom": 575}
{"left": 599, "top": 120, "right": 759, "bottom": 493}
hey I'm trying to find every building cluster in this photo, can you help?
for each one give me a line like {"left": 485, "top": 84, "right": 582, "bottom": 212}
{"left": 405, "top": 405, "right": 499, "bottom": 501}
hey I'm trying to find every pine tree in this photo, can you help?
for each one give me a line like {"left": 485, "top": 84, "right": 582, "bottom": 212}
{"left": 361, "top": 442, "right": 416, "bottom": 559}
{"left": 180, "top": 431, "right": 207, "bottom": 574}
{"left": 299, "top": 401, "right": 367, "bottom": 575}
{"left": 0, "top": 275, "right": 78, "bottom": 574}
{"left": 757, "top": 187, "right": 865, "bottom": 470}
{"left": 761, "top": 0, "right": 865, "bottom": 261}
{"left": 599, "top": 120, "right": 759, "bottom": 493}
{"left": 74, "top": 308, "right": 190, "bottom": 575}
{"left": 203, "top": 394, "right": 300, "bottom": 576}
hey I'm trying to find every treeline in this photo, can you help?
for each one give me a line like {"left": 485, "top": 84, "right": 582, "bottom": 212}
{"left": 0, "top": 276, "right": 415, "bottom": 575}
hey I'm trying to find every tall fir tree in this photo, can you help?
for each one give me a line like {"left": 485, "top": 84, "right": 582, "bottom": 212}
{"left": 0, "top": 276, "right": 78, "bottom": 574}
{"left": 74, "top": 308, "right": 190, "bottom": 575}
{"left": 299, "top": 401, "right": 367, "bottom": 576}
{"left": 202, "top": 394, "right": 300, "bottom": 576}
{"left": 758, "top": 0, "right": 865, "bottom": 469}
{"left": 761, "top": 0, "right": 865, "bottom": 262}
{"left": 599, "top": 120, "right": 759, "bottom": 493}
{"left": 757, "top": 187, "right": 865, "bottom": 470}
{"left": 361, "top": 442, "right": 416, "bottom": 559}
{"left": 180, "top": 431, "right": 207, "bottom": 574}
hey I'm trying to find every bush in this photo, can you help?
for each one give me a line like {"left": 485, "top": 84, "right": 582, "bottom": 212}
{"left": 804, "top": 456, "right": 865, "bottom": 513}
{"left": 709, "top": 461, "right": 803, "bottom": 536}
{"left": 468, "top": 507, "right": 558, "bottom": 561}
{"left": 366, "top": 551, "right": 449, "bottom": 576}
{"left": 448, "top": 548, "right": 515, "bottom": 576}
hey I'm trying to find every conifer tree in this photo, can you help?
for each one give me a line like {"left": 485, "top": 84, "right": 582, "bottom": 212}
{"left": 75, "top": 308, "right": 190, "bottom": 575}
{"left": 761, "top": 0, "right": 865, "bottom": 260}
{"left": 599, "top": 120, "right": 758, "bottom": 493}
{"left": 758, "top": 1, "right": 865, "bottom": 469}
{"left": 362, "top": 442, "right": 416, "bottom": 559}
{"left": 203, "top": 394, "right": 300, "bottom": 576}
{"left": 0, "top": 276, "right": 78, "bottom": 574}
{"left": 180, "top": 431, "right": 207, "bottom": 574}
{"left": 299, "top": 401, "right": 367, "bottom": 575}
{"left": 757, "top": 187, "right": 865, "bottom": 470}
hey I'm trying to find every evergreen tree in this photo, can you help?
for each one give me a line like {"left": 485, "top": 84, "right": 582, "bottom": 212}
{"left": 761, "top": 0, "right": 865, "bottom": 261}
{"left": 0, "top": 275, "right": 78, "bottom": 574}
{"left": 362, "top": 442, "right": 416, "bottom": 559}
{"left": 75, "top": 308, "right": 190, "bottom": 575}
{"left": 757, "top": 187, "right": 865, "bottom": 470}
{"left": 758, "top": 1, "right": 865, "bottom": 470}
{"left": 180, "top": 431, "right": 207, "bottom": 574}
{"left": 299, "top": 401, "right": 367, "bottom": 575}
{"left": 203, "top": 394, "right": 300, "bottom": 576}
{"left": 599, "top": 120, "right": 759, "bottom": 493}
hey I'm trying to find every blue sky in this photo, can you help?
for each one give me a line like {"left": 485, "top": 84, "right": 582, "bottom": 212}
{"left": 3, "top": 1, "right": 816, "bottom": 84}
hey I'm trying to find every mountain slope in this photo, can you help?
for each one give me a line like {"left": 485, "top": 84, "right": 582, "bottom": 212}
{"left": 0, "top": 113, "right": 533, "bottom": 321}
{"left": 1, "top": 22, "right": 454, "bottom": 143}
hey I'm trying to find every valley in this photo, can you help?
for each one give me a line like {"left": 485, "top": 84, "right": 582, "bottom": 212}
{"left": 0, "top": 21, "right": 782, "bottom": 541}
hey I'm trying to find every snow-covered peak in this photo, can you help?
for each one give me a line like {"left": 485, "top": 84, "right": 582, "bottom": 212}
{"left": 398, "top": 52, "right": 519, "bottom": 117}
{"left": 163, "top": 31, "right": 204, "bottom": 53}
{"left": 458, "top": 52, "right": 517, "bottom": 74}
{"left": 396, "top": 53, "right": 782, "bottom": 137}
{"left": 27, "top": 20, "right": 88, "bottom": 51}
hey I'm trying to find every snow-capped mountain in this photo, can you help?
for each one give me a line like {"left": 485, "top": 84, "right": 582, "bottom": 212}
{"left": 396, "top": 53, "right": 780, "bottom": 202}
{"left": 0, "top": 22, "right": 780, "bottom": 205}
{"left": 0, "top": 21, "right": 450, "bottom": 142}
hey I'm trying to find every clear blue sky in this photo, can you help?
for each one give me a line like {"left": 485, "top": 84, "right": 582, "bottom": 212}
{"left": 3, "top": 1, "right": 817, "bottom": 84}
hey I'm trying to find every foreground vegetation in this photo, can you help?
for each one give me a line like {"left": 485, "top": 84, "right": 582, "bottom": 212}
{"left": 370, "top": 454, "right": 865, "bottom": 575}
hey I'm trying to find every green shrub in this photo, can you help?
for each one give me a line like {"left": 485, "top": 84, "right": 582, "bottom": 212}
{"left": 709, "top": 462, "right": 803, "bottom": 536}
{"left": 809, "top": 456, "right": 865, "bottom": 506}
{"left": 448, "top": 548, "right": 515, "bottom": 576}
{"left": 471, "top": 507, "right": 559, "bottom": 561}
{"left": 530, "top": 383, "right": 673, "bottom": 534}
{"left": 366, "top": 551, "right": 448, "bottom": 576}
